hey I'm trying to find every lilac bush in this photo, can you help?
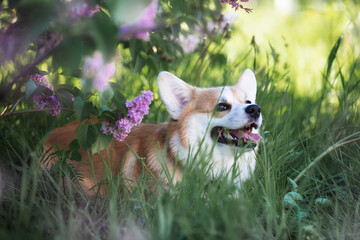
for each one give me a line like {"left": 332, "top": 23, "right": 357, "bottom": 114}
{"left": 0, "top": 0, "right": 246, "bottom": 149}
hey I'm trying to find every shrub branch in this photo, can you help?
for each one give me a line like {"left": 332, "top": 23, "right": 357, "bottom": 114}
{"left": 0, "top": 108, "right": 73, "bottom": 118}
{"left": 0, "top": 37, "right": 61, "bottom": 102}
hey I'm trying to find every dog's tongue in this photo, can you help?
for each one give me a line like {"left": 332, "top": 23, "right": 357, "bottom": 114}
{"left": 242, "top": 132, "right": 261, "bottom": 142}
{"left": 229, "top": 129, "right": 261, "bottom": 142}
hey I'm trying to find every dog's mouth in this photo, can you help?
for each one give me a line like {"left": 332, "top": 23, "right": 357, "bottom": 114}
{"left": 211, "top": 123, "right": 261, "bottom": 148}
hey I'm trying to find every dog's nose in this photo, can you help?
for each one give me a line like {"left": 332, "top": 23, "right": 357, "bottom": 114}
{"left": 245, "top": 104, "right": 261, "bottom": 118}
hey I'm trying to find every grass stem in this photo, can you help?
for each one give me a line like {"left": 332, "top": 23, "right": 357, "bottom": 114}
{"left": 287, "top": 134, "right": 360, "bottom": 192}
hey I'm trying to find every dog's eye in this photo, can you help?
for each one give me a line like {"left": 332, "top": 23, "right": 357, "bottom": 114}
{"left": 217, "top": 103, "right": 231, "bottom": 111}
{"left": 245, "top": 100, "right": 252, "bottom": 104}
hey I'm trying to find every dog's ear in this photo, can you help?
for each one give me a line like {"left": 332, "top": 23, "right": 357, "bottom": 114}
{"left": 157, "top": 72, "right": 194, "bottom": 120}
{"left": 235, "top": 69, "right": 257, "bottom": 102}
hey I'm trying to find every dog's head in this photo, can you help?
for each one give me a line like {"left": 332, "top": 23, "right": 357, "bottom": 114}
{"left": 157, "top": 69, "right": 262, "bottom": 159}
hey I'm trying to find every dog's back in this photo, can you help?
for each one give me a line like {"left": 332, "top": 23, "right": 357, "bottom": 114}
{"left": 44, "top": 120, "right": 181, "bottom": 196}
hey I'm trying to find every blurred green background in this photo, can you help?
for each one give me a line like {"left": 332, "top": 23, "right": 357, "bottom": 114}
{"left": 0, "top": 0, "right": 359, "bottom": 239}
{"left": 227, "top": 0, "right": 359, "bottom": 95}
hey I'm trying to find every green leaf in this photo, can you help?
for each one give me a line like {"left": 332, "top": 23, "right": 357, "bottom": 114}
{"left": 76, "top": 122, "right": 99, "bottom": 150}
{"left": 52, "top": 37, "right": 85, "bottom": 76}
{"left": 70, "top": 151, "right": 82, "bottom": 162}
{"left": 55, "top": 86, "right": 75, "bottom": 108}
{"left": 89, "top": 13, "right": 118, "bottom": 59}
{"left": 287, "top": 191, "right": 304, "bottom": 201}
{"left": 110, "top": 82, "right": 128, "bottom": 116}
{"left": 287, "top": 177, "right": 298, "bottom": 192}
{"left": 315, "top": 198, "right": 332, "bottom": 207}
{"left": 269, "top": 42, "right": 278, "bottom": 66}
{"left": 147, "top": 55, "right": 160, "bottom": 73}
{"left": 211, "top": 53, "right": 227, "bottom": 67}
{"left": 100, "top": 105, "right": 111, "bottom": 113}
{"left": 81, "top": 78, "right": 93, "bottom": 94}
{"left": 38, "top": 70, "right": 49, "bottom": 76}
{"left": 25, "top": 80, "right": 48, "bottom": 99}
{"left": 91, "top": 132, "right": 112, "bottom": 154}
{"left": 69, "top": 139, "right": 80, "bottom": 152}
{"left": 297, "top": 210, "right": 307, "bottom": 219}
{"left": 73, "top": 96, "right": 93, "bottom": 122}
{"left": 99, "top": 87, "right": 114, "bottom": 105}
{"left": 100, "top": 106, "right": 118, "bottom": 122}
{"left": 129, "top": 38, "right": 145, "bottom": 61}
{"left": 325, "top": 36, "right": 342, "bottom": 80}
{"left": 73, "top": 96, "right": 83, "bottom": 116}
{"left": 72, "top": 87, "right": 84, "bottom": 98}
{"left": 133, "top": 52, "right": 147, "bottom": 73}
{"left": 25, "top": 80, "right": 37, "bottom": 99}
{"left": 283, "top": 191, "right": 303, "bottom": 208}
{"left": 64, "top": 150, "right": 71, "bottom": 160}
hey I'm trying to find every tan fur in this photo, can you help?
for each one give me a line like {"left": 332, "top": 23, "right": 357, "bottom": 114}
{"left": 45, "top": 120, "right": 183, "bottom": 197}
{"left": 45, "top": 70, "right": 262, "bottom": 197}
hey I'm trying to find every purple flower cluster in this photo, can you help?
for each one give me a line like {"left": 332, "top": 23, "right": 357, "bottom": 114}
{"left": 30, "top": 74, "right": 61, "bottom": 116}
{"left": 126, "top": 91, "right": 153, "bottom": 124}
{"left": 82, "top": 51, "right": 116, "bottom": 91}
{"left": 72, "top": 3, "right": 100, "bottom": 19}
{"left": 220, "top": 0, "right": 252, "bottom": 12}
{"left": 119, "top": 0, "right": 158, "bottom": 41}
{"left": 177, "top": 34, "right": 201, "bottom": 53}
{"left": 101, "top": 90, "right": 154, "bottom": 141}
{"left": 31, "top": 73, "right": 53, "bottom": 90}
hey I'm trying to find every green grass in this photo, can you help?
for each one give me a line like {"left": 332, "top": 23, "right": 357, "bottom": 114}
{"left": 1, "top": 30, "right": 360, "bottom": 240}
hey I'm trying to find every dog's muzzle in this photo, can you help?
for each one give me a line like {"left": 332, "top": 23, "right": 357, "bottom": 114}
{"left": 245, "top": 104, "right": 261, "bottom": 119}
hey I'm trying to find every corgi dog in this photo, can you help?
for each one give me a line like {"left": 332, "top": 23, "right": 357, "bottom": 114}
{"left": 45, "top": 69, "right": 262, "bottom": 196}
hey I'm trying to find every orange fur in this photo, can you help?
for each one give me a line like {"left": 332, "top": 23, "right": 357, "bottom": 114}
{"left": 45, "top": 120, "right": 183, "bottom": 197}
{"left": 44, "top": 69, "right": 262, "bottom": 197}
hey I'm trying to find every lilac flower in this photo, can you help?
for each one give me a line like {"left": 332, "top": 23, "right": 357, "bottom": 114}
{"left": 126, "top": 90, "right": 154, "bottom": 124}
{"left": 101, "top": 122, "right": 115, "bottom": 135}
{"left": 72, "top": 3, "right": 100, "bottom": 19}
{"left": 112, "top": 130, "right": 129, "bottom": 142}
{"left": 88, "top": 5, "right": 100, "bottom": 16}
{"left": 30, "top": 73, "right": 53, "bottom": 90}
{"left": 116, "top": 118, "right": 134, "bottom": 134}
{"left": 220, "top": 0, "right": 252, "bottom": 13}
{"left": 204, "top": 12, "right": 239, "bottom": 35}
{"left": 33, "top": 94, "right": 47, "bottom": 109}
{"left": 48, "top": 95, "right": 61, "bottom": 115}
{"left": 82, "top": 51, "right": 116, "bottom": 91}
{"left": 94, "top": 63, "right": 116, "bottom": 91}
{"left": 119, "top": 0, "right": 158, "bottom": 41}
{"left": 177, "top": 34, "right": 201, "bottom": 53}
{"left": 101, "top": 91, "right": 154, "bottom": 142}
{"left": 30, "top": 74, "right": 61, "bottom": 116}
{"left": 83, "top": 51, "right": 103, "bottom": 77}
{"left": 220, "top": 12, "right": 239, "bottom": 29}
